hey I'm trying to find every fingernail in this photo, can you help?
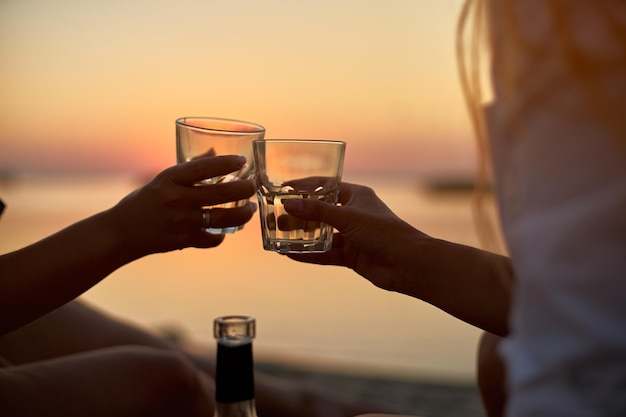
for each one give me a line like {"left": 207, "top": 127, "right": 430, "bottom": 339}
{"left": 249, "top": 201, "right": 258, "bottom": 212}
{"left": 236, "top": 156, "right": 246, "bottom": 166}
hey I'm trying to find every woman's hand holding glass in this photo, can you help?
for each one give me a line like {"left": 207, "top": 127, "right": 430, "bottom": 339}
{"left": 282, "top": 182, "right": 428, "bottom": 292}
{"left": 283, "top": 181, "right": 512, "bottom": 336}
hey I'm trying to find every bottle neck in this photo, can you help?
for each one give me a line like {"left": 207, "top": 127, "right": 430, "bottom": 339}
{"left": 215, "top": 341, "right": 255, "bottom": 404}
{"left": 214, "top": 400, "right": 257, "bottom": 417}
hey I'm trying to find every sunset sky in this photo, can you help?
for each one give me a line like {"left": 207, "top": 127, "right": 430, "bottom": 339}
{"left": 0, "top": 0, "right": 474, "bottom": 177}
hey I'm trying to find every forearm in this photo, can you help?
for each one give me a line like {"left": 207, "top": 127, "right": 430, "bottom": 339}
{"left": 0, "top": 209, "right": 138, "bottom": 335}
{"left": 395, "top": 234, "right": 513, "bottom": 336}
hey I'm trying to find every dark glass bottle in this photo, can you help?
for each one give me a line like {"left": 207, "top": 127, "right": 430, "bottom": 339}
{"left": 213, "top": 315, "right": 258, "bottom": 417}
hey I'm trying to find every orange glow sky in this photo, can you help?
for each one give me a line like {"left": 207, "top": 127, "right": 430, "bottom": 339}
{"left": 0, "top": 0, "right": 475, "bottom": 177}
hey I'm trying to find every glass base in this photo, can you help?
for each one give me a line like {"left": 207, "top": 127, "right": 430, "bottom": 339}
{"left": 263, "top": 238, "right": 332, "bottom": 254}
{"left": 204, "top": 225, "right": 244, "bottom": 235}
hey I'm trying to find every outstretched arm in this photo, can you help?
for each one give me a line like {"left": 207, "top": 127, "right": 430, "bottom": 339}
{"left": 284, "top": 182, "right": 513, "bottom": 336}
{"left": 0, "top": 156, "right": 256, "bottom": 336}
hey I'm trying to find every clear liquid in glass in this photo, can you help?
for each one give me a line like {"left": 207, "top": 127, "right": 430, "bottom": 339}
{"left": 257, "top": 188, "right": 337, "bottom": 253}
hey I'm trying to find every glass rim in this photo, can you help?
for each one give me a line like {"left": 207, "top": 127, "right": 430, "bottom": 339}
{"left": 252, "top": 139, "right": 345, "bottom": 145}
{"left": 213, "top": 315, "right": 256, "bottom": 340}
{"left": 176, "top": 117, "right": 265, "bottom": 134}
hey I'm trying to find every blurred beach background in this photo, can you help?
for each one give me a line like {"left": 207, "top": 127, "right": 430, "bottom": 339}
{"left": 1, "top": 1, "right": 490, "bottom": 415}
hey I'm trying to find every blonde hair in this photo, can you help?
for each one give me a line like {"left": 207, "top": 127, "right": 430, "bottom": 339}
{"left": 456, "top": 0, "right": 626, "bottom": 252}
{"left": 456, "top": 0, "right": 500, "bottom": 252}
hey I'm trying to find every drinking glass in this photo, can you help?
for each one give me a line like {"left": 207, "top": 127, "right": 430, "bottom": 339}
{"left": 253, "top": 139, "right": 346, "bottom": 253}
{"left": 176, "top": 117, "right": 265, "bottom": 234}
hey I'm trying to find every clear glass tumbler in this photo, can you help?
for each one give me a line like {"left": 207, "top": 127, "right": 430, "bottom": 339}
{"left": 176, "top": 117, "right": 265, "bottom": 234}
{"left": 253, "top": 139, "right": 346, "bottom": 253}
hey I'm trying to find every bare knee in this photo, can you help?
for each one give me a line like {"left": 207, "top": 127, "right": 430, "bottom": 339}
{"left": 113, "top": 346, "right": 214, "bottom": 417}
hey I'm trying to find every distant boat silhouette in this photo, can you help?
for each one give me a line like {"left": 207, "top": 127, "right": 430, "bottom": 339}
{"left": 0, "top": 170, "right": 16, "bottom": 186}
{"left": 423, "top": 177, "right": 491, "bottom": 193}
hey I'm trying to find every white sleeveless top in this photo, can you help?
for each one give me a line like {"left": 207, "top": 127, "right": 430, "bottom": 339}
{"left": 486, "top": 1, "right": 626, "bottom": 416}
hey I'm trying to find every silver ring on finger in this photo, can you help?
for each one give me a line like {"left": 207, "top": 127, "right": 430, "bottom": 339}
{"left": 202, "top": 209, "right": 212, "bottom": 231}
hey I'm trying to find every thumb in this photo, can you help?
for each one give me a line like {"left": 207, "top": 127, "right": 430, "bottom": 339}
{"left": 283, "top": 198, "right": 349, "bottom": 231}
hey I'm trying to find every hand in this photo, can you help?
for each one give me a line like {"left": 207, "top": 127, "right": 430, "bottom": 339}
{"left": 283, "top": 182, "right": 430, "bottom": 292}
{"left": 106, "top": 155, "right": 257, "bottom": 257}
{"left": 284, "top": 182, "right": 514, "bottom": 336}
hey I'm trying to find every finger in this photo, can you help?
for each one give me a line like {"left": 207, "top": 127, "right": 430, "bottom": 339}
{"left": 336, "top": 182, "right": 359, "bottom": 205}
{"left": 194, "top": 231, "right": 226, "bottom": 248}
{"left": 167, "top": 155, "right": 246, "bottom": 185}
{"left": 202, "top": 201, "right": 257, "bottom": 230}
{"left": 276, "top": 213, "right": 306, "bottom": 231}
{"left": 190, "top": 179, "right": 256, "bottom": 207}
{"left": 283, "top": 198, "right": 350, "bottom": 231}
